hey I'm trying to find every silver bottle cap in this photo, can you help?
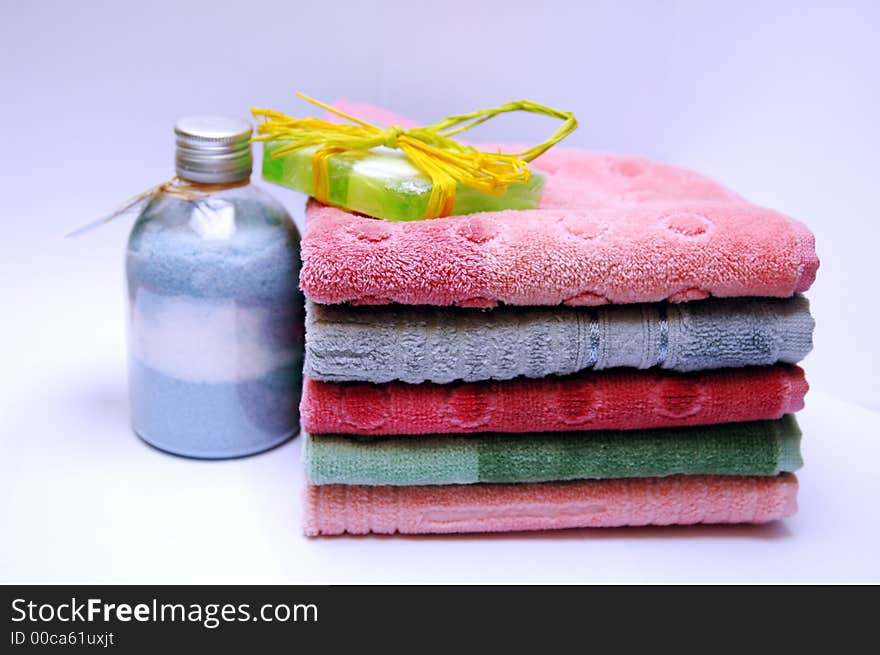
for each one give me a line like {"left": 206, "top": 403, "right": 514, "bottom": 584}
{"left": 174, "top": 116, "right": 253, "bottom": 184}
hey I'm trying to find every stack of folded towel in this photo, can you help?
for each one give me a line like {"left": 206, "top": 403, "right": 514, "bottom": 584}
{"left": 295, "top": 105, "right": 818, "bottom": 536}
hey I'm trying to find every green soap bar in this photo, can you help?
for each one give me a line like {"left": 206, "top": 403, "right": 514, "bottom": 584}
{"left": 261, "top": 142, "right": 545, "bottom": 222}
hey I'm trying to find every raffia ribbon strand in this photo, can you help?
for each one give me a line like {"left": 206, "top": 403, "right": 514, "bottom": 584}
{"left": 251, "top": 93, "right": 578, "bottom": 219}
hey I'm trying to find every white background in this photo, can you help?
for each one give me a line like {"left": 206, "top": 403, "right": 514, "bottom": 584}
{"left": 2, "top": 0, "right": 879, "bottom": 583}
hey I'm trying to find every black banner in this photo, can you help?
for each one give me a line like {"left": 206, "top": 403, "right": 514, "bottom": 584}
{"left": 1, "top": 585, "right": 874, "bottom": 651}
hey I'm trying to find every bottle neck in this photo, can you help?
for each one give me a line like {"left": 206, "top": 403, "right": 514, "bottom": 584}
{"left": 174, "top": 175, "right": 252, "bottom": 192}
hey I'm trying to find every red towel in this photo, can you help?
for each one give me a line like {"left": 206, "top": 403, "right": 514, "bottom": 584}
{"left": 302, "top": 365, "right": 807, "bottom": 436}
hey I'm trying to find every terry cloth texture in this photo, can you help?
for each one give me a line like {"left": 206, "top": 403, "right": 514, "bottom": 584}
{"left": 302, "top": 198, "right": 817, "bottom": 308}
{"left": 301, "top": 365, "right": 808, "bottom": 435}
{"left": 304, "top": 296, "right": 814, "bottom": 383}
{"left": 304, "top": 416, "right": 802, "bottom": 486}
{"left": 299, "top": 129, "right": 818, "bottom": 307}
{"left": 304, "top": 473, "right": 799, "bottom": 535}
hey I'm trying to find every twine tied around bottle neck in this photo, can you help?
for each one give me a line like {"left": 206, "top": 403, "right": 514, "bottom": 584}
{"left": 65, "top": 178, "right": 228, "bottom": 238}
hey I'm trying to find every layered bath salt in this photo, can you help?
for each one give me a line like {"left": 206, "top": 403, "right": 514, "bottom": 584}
{"left": 126, "top": 117, "right": 304, "bottom": 458}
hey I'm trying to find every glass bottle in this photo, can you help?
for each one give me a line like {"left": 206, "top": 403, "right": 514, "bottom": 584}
{"left": 126, "top": 116, "right": 304, "bottom": 458}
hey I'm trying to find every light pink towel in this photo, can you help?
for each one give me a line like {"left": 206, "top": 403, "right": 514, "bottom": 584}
{"left": 300, "top": 102, "right": 818, "bottom": 308}
{"left": 304, "top": 473, "right": 797, "bottom": 536}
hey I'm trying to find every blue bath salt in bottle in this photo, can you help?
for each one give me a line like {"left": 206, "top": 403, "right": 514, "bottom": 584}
{"left": 126, "top": 116, "right": 304, "bottom": 458}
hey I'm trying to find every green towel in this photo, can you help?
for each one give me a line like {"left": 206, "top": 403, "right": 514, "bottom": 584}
{"left": 304, "top": 416, "right": 803, "bottom": 485}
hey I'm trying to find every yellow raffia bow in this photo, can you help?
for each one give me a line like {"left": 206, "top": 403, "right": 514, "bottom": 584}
{"left": 251, "top": 93, "right": 578, "bottom": 219}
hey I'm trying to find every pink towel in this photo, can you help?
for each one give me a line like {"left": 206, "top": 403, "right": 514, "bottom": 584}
{"left": 302, "top": 365, "right": 807, "bottom": 436}
{"left": 300, "top": 103, "right": 818, "bottom": 308}
{"left": 304, "top": 473, "right": 798, "bottom": 535}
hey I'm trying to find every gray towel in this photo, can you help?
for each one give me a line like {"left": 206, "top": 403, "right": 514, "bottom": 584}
{"left": 305, "top": 296, "right": 813, "bottom": 384}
